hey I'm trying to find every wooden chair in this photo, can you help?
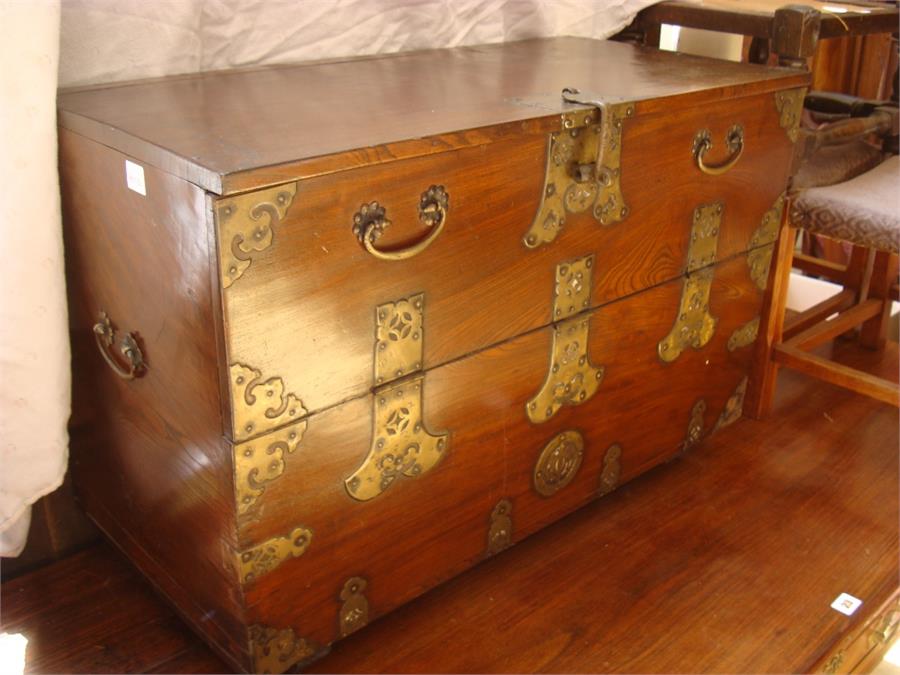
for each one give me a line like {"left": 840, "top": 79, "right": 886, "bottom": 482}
{"left": 749, "top": 93, "right": 899, "bottom": 415}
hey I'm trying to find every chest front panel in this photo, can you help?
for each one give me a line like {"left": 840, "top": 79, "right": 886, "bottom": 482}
{"left": 215, "top": 88, "right": 797, "bottom": 441}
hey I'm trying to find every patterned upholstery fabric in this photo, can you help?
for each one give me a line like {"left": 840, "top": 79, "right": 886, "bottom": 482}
{"left": 792, "top": 155, "right": 899, "bottom": 254}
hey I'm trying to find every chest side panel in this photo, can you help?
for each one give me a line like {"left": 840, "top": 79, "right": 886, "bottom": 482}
{"left": 59, "top": 129, "right": 249, "bottom": 670}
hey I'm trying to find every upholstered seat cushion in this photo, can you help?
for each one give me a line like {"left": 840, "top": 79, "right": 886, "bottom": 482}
{"left": 792, "top": 155, "right": 900, "bottom": 253}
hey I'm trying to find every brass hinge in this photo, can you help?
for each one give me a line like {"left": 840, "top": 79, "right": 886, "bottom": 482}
{"left": 527, "top": 255, "right": 605, "bottom": 423}
{"left": 658, "top": 202, "right": 722, "bottom": 363}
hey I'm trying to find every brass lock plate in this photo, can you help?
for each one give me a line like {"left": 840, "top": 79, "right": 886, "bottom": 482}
{"left": 533, "top": 430, "right": 585, "bottom": 497}
{"left": 339, "top": 577, "right": 369, "bottom": 637}
{"left": 523, "top": 101, "right": 635, "bottom": 249}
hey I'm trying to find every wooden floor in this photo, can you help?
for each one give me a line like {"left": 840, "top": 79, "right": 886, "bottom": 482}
{"left": 2, "top": 339, "right": 898, "bottom": 674}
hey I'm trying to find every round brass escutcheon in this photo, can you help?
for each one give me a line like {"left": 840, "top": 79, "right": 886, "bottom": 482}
{"left": 533, "top": 430, "right": 585, "bottom": 497}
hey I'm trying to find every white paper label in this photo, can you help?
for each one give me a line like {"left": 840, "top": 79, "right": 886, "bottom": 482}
{"left": 831, "top": 593, "right": 863, "bottom": 616}
{"left": 125, "top": 160, "right": 146, "bottom": 196}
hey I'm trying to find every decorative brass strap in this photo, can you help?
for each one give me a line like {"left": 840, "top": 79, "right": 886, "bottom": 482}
{"left": 527, "top": 317, "right": 604, "bottom": 423}
{"left": 523, "top": 91, "right": 635, "bottom": 249}
{"left": 352, "top": 186, "right": 449, "bottom": 261}
{"left": 346, "top": 291, "right": 448, "bottom": 500}
{"left": 346, "top": 376, "right": 447, "bottom": 501}
{"left": 339, "top": 577, "right": 369, "bottom": 637}
{"left": 217, "top": 183, "right": 297, "bottom": 288}
{"left": 486, "top": 499, "right": 513, "bottom": 555}
{"left": 533, "top": 430, "right": 585, "bottom": 497}
{"left": 248, "top": 624, "right": 318, "bottom": 675}
{"left": 728, "top": 317, "right": 760, "bottom": 352}
{"left": 693, "top": 125, "right": 744, "bottom": 176}
{"left": 527, "top": 255, "right": 604, "bottom": 423}
{"left": 658, "top": 202, "right": 722, "bottom": 363}
{"left": 374, "top": 293, "right": 424, "bottom": 385}
{"left": 93, "top": 311, "right": 145, "bottom": 380}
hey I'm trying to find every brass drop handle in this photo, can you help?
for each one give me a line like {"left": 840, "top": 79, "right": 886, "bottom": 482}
{"left": 352, "top": 185, "right": 449, "bottom": 261}
{"left": 693, "top": 125, "right": 744, "bottom": 176}
{"left": 93, "top": 311, "right": 146, "bottom": 380}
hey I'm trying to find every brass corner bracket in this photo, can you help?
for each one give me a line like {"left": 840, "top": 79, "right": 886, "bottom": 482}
{"left": 237, "top": 526, "right": 312, "bottom": 585}
{"left": 230, "top": 363, "right": 308, "bottom": 443}
{"left": 217, "top": 183, "right": 297, "bottom": 289}
{"left": 248, "top": 624, "right": 318, "bottom": 675}
{"left": 775, "top": 88, "right": 806, "bottom": 143}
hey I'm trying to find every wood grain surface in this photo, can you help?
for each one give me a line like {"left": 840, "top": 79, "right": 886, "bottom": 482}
{"left": 56, "top": 37, "right": 806, "bottom": 194}
{"left": 234, "top": 254, "right": 762, "bottom": 653}
{"left": 59, "top": 129, "right": 247, "bottom": 668}
{"left": 221, "top": 88, "right": 794, "bottom": 420}
{"left": 3, "top": 340, "right": 896, "bottom": 674}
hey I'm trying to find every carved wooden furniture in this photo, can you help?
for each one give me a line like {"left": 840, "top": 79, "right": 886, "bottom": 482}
{"left": 58, "top": 38, "right": 807, "bottom": 673}
{"left": 750, "top": 91, "right": 899, "bottom": 413}
{"left": 632, "top": 0, "right": 899, "bottom": 68}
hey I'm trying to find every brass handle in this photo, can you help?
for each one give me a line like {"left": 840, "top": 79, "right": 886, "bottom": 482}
{"left": 870, "top": 610, "right": 900, "bottom": 646}
{"left": 352, "top": 185, "right": 449, "bottom": 261}
{"left": 93, "top": 311, "right": 146, "bottom": 380}
{"left": 693, "top": 125, "right": 744, "bottom": 176}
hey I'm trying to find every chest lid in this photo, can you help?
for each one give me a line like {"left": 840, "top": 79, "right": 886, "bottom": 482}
{"left": 57, "top": 37, "right": 807, "bottom": 195}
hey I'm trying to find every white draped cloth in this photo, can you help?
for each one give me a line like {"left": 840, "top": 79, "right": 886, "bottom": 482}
{"left": 0, "top": 0, "right": 658, "bottom": 556}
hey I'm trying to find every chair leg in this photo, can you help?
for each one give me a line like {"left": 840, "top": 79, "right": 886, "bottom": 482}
{"left": 746, "top": 224, "right": 796, "bottom": 419}
{"left": 860, "top": 250, "right": 898, "bottom": 350}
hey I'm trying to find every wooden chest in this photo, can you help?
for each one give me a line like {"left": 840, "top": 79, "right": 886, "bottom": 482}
{"left": 58, "top": 38, "right": 807, "bottom": 673}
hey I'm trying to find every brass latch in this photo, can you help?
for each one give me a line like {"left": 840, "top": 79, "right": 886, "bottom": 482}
{"left": 523, "top": 89, "right": 636, "bottom": 249}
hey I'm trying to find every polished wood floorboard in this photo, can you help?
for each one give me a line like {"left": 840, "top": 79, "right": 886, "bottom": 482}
{"left": 2, "top": 339, "right": 897, "bottom": 674}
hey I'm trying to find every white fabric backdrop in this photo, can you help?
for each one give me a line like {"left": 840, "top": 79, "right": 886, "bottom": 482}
{"left": 58, "top": 0, "right": 660, "bottom": 87}
{"left": 0, "top": 0, "right": 67, "bottom": 557}
{"left": 0, "top": 0, "right": 658, "bottom": 556}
